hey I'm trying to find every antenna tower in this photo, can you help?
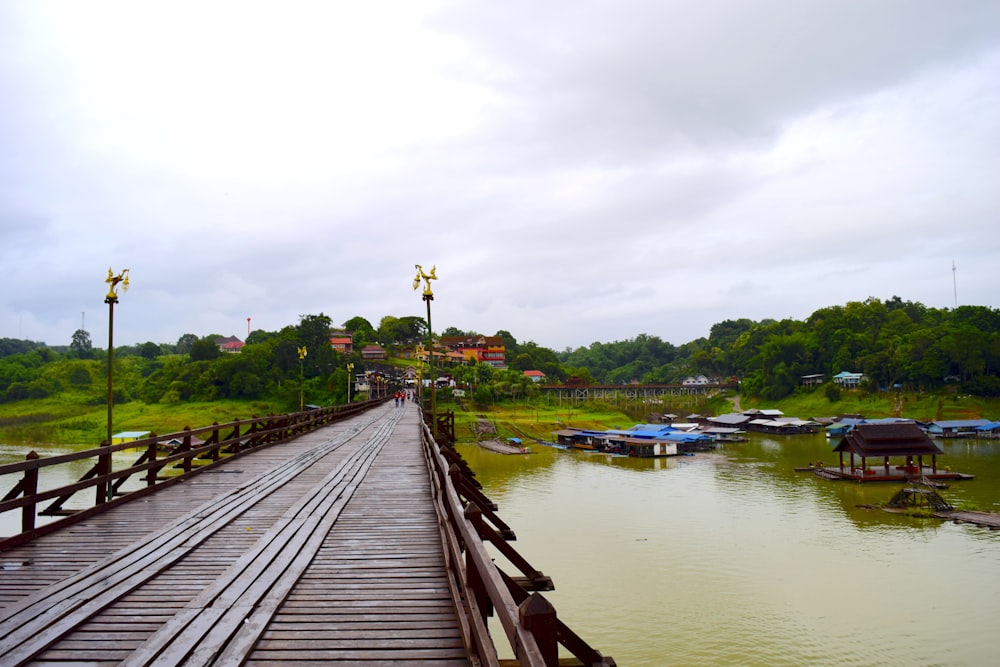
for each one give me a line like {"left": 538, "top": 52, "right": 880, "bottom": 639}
{"left": 952, "top": 260, "right": 958, "bottom": 308}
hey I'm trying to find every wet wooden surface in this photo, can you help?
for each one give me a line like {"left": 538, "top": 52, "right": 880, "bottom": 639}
{"left": 0, "top": 403, "right": 470, "bottom": 665}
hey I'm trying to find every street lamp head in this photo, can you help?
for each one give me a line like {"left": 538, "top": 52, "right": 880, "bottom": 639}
{"left": 413, "top": 264, "right": 437, "bottom": 298}
{"left": 105, "top": 268, "right": 130, "bottom": 303}
{"left": 297, "top": 346, "right": 308, "bottom": 361}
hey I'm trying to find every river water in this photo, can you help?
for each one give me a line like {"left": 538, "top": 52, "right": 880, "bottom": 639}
{"left": 459, "top": 434, "right": 1000, "bottom": 667}
{"left": 3, "top": 435, "right": 998, "bottom": 666}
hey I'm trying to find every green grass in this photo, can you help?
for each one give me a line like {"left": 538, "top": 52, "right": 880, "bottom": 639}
{"left": 453, "top": 402, "right": 636, "bottom": 444}
{"left": 0, "top": 398, "right": 282, "bottom": 446}
{"left": 748, "top": 389, "right": 1000, "bottom": 421}
{"left": 3, "top": 385, "right": 997, "bottom": 447}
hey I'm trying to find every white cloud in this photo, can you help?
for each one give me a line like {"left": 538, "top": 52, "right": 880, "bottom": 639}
{"left": 1, "top": 1, "right": 998, "bottom": 350}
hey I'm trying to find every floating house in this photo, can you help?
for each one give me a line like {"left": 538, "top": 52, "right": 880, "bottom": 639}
{"left": 111, "top": 431, "right": 151, "bottom": 445}
{"left": 705, "top": 413, "right": 752, "bottom": 429}
{"left": 157, "top": 435, "right": 206, "bottom": 452}
{"left": 549, "top": 424, "right": 710, "bottom": 457}
{"left": 825, "top": 419, "right": 861, "bottom": 438}
{"left": 975, "top": 421, "right": 1000, "bottom": 439}
{"left": 819, "top": 422, "right": 971, "bottom": 482}
{"left": 925, "top": 419, "right": 992, "bottom": 438}
{"left": 824, "top": 416, "right": 913, "bottom": 438}
{"left": 745, "top": 418, "right": 820, "bottom": 434}
{"left": 742, "top": 408, "right": 784, "bottom": 419}
{"left": 702, "top": 427, "right": 747, "bottom": 442}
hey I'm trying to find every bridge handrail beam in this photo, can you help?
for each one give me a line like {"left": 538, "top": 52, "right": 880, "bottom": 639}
{"left": 422, "top": 420, "right": 614, "bottom": 666}
{"left": 0, "top": 398, "right": 387, "bottom": 549}
{"left": 422, "top": 420, "right": 548, "bottom": 666}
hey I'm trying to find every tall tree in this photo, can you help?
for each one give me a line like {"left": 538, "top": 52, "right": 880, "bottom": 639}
{"left": 189, "top": 337, "right": 221, "bottom": 362}
{"left": 342, "top": 316, "right": 375, "bottom": 345}
{"left": 176, "top": 333, "right": 198, "bottom": 354}
{"left": 70, "top": 329, "right": 93, "bottom": 358}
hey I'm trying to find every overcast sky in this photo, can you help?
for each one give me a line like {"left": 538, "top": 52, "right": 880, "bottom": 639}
{"left": 2, "top": 1, "right": 998, "bottom": 352}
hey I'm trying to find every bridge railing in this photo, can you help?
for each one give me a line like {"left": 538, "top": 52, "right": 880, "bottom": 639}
{"left": 0, "top": 398, "right": 385, "bottom": 550}
{"left": 420, "top": 417, "right": 616, "bottom": 667}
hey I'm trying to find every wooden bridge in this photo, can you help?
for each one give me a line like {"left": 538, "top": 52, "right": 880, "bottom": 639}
{"left": 0, "top": 400, "right": 614, "bottom": 666}
{"left": 538, "top": 382, "right": 736, "bottom": 402}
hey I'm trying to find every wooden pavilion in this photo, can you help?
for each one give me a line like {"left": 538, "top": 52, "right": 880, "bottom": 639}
{"left": 820, "top": 422, "right": 971, "bottom": 482}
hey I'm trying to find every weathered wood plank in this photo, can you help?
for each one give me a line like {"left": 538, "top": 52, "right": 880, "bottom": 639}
{"left": 0, "top": 405, "right": 473, "bottom": 666}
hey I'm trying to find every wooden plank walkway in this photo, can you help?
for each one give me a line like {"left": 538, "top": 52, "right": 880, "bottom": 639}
{"left": 0, "top": 402, "right": 470, "bottom": 666}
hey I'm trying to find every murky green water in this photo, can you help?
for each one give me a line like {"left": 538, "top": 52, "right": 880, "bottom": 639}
{"left": 463, "top": 435, "right": 1000, "bottom": 666}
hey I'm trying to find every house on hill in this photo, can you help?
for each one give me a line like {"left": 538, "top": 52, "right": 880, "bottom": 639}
{"left": 524, "top": 370, "right": 546, "bottom": 383}
{"left": 801, "top": 373, "right": 825, "bottom": 387}
{"left": 215, "top": 336, "right": 244, "bottom": 353}
{"left": 439, "top": 335, "right": 506, "bottom": 368}
{"left": 330, "top": 335, "right": 353, "bottom": 354}
{"left": 361, "top": 344, "right": 386, "bottom": 360}
{"left": 832, "top": 371, "right": 865, "bottom": 388}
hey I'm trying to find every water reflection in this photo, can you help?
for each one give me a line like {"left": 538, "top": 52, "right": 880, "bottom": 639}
{"left": 463, "top": 434, "right": 1000, "bottom": 666}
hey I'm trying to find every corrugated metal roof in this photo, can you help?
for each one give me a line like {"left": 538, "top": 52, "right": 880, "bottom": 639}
{"left": 930, "top": 419, "right": 991, "bottom": 428}
{"left": 708, "top": 413, "right": 751, "bottom": 425}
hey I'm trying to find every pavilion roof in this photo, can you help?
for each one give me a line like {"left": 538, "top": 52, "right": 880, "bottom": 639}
{"left": 832, "top": 423, "right": 943, "bottom": 458}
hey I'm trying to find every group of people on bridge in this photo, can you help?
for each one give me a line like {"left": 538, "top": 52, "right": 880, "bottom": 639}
{"left": 393, "top": 390, "right": 412, "bottom": 407}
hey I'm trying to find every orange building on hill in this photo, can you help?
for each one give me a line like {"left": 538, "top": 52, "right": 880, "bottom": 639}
{"left": 438, "top": 335, "right": 506, "bottom": 368}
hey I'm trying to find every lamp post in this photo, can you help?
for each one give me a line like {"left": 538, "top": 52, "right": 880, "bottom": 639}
{"left": 297, "top": 346, "right": 307, "bottom": 412}
{"left": 413, "top": 264, "right": 438, "bottom": 438}
{"left": 346, "top": 362, "right": 354, "bottom": 404}
{"left": 102, "top": 267, "right": 129, "bottom": 503}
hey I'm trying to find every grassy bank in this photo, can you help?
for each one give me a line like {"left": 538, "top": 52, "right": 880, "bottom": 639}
{"left": 452, "top": 402, "right": 637, "bottom": 445}
{"left": 3, "top": 387, "right": 998, "bottom": 447}
{"left": 745, "top": 390, "right": 1000, "bottom": 422}
{"left": 0, "top": 398, "right": 282, "bottom": 446}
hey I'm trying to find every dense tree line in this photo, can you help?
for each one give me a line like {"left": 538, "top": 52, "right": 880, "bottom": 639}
{"left": 2, "top": 298, "right": 999, "bottom": 407}
{"left": 0, "top": 314, "right": 357, "bottom": 408}
{"left": 558, "top": 298, "right": 1000, "bottom": 399}
{"left": 0, "top": 314, "right": 570, "bottom": 409}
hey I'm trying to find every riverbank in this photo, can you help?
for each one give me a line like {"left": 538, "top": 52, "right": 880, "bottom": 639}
{"left": 0, "top": 398, "right": 282, "bottom": 446}
{"left": 3, "top": 388, "right": 999, "bottom": 447}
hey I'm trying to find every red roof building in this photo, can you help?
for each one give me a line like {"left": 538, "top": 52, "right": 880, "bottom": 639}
{"left": 215, "top": 336, "right": 245, "bottom": 353}
{"left": 330, "top": 336, "right": 353, "bottom": 354}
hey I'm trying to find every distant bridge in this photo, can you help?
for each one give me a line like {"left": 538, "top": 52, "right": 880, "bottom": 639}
{"left": 538, "top": 383, "right": 737, "bottom": 402}
{"left": 0, "top": 400, "right": 614, "bottom": 666}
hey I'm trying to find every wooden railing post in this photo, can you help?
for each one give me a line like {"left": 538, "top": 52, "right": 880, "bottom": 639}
{"left": 96, "top": 441, "right": 111, "bottom": 505}
{"left": 145, "top": 435, "right": 158, "bottom": 486}
{"left": 181, "top": 427, "right": 193, "bottom": 474}
{"left": 463, "top": 503, "right": 494, "bottom": 620}
{"left": 223, "top": 422, "right": 238, "bottom": 459}
{"left": 519, "top": 593, "right": 558, "bottom": 667}
{"left": 22, "top": 451, "right": 39, "bottom": 533}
